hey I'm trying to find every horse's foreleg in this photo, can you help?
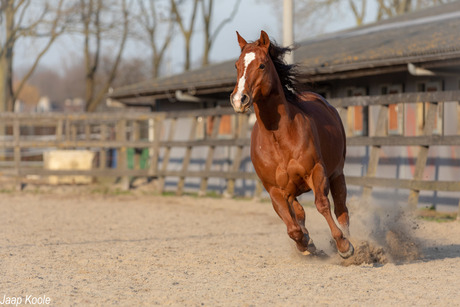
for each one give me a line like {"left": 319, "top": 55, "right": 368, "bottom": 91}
{"left": 330, "top": 173, "right": 350, "bottom": 236}
{"left": 268, "top": 187, "right": 311, "bottom": 253}
{"left": 291, "top": 198, "right": 308, "bottom": 236}
{"left": 292, "top": 198, "right": 317, "bottom": 253}
{"left": 309, "top": 164, "right": 354, "bottom": 259}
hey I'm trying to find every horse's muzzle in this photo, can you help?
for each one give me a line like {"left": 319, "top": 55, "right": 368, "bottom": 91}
{"left": 230, "top": 93, "right": 252, "bottom": 113}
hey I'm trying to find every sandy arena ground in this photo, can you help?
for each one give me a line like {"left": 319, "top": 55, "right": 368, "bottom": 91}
{"left": 0, "top": 188, "right": 459, "bottom": 306}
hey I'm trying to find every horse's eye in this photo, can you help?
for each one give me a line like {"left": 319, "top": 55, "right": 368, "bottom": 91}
{"left": 259, "top": 63, "right": 265, "bottom": 69}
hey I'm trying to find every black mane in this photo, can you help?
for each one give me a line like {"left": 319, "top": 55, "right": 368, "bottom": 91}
{"left": 267, "top": 40, "right": 305, "bottom": 104}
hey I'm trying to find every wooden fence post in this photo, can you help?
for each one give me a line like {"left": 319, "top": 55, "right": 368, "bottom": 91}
{"left": 362, "top": 105, "right": 388, "bottom": 198}
{"left": 225, "top": 114, "right": 248, "bottom": 197}
{"left": 56, "top": 119, "right": 63, "bottom": 142}
{"left": 408, "top": 101, "right": 438, "bottom": 209}
{"left": 13, "top": 118, "right": 21, "bottom": 191}
{"left": 100, "top": 123, "right": 107, "bottom": 170}
{"left": 158, "top": 117, "right": 176, "bottom": 193}
{"left": 85, "top": 122, "right": 91, "bottom": 141}
{"left": 337, "top": 107, "right": 348, "bottom": 134}
{"left": 149, "top": 115, "right": 163, "bottom": 178}
{"left": 65, "top": 116, "right": 71, "bottom": 142}
{"left": 71, "top": 123, "right": 77, "bottom": 142}
{"left": 199, "top": 115, "right": 222, "bottom": 196}
{"left": 117, "top": 119, "right": 129, "bottom": 190}
{"left": 176, "top": 117, "right": 197, "bottom": 196}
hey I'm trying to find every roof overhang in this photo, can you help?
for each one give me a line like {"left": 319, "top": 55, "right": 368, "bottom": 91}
{"left": 302, "top": 54, "right": 460, "bottom": 82}
{"left": 108, "top": 2, "right": 460, "bottom": 102}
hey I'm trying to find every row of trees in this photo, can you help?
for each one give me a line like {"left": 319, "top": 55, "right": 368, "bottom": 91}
{"left": 287, "top": 0, "right": 452, "bottom": 40}
{"left": 1, "top": 0, "right": 241, "bottom": 112}
{"left": 1, "top": 0, "right": 452, "bottom": 113}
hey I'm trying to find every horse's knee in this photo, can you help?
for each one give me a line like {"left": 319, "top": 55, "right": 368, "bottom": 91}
{"left": 315, "top": 196, "right": 330, "bottom": 215}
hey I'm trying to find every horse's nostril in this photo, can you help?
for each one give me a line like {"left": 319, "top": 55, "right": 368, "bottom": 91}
{"left": 241, "top": 95, "right": 247, "bottom": 103}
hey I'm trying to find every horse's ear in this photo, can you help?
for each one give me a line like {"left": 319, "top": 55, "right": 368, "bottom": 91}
{"left": 259, "top": 30, "right": 270, "bottom": 51}
{"left": 236, "top": 31, "right": 247, "bottom": 50}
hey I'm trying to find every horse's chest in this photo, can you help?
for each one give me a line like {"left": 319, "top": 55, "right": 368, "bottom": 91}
{"left": 253, "top": 142, "right": 311, "bottom": 193}
{"left": 275, "top": 159, "right": 309, "bottom": 192}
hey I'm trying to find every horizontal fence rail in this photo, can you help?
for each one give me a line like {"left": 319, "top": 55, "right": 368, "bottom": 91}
{"left": 328, "top": 90, "right": 460, "bottom": 107}
{"left": 0, "top": 90, "right": 459, "bottom": 213}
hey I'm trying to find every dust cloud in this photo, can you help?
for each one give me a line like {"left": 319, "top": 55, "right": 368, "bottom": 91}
{"left": 341, "top": 196, "right": 421, "bottom": 266}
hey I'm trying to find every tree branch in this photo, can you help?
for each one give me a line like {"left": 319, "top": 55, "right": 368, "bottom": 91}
{"left": 12, "top": 0, "right": 66, "bottom": 103}
{"left": 87, "top": 0, "right": 130, "bottom": 112}
{"left": 170, "top": 0, "right": 186, "bottom": 36}
{"left": 170, "top": 0, "right": 199, "bottom": 71}
{"left": 348, "top": 0, "right": 366, "bottom": 25}
{"left": 209, "top": 0, "right": 241, "bottom": 47}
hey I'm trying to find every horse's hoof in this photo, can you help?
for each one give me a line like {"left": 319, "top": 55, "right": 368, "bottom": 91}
{"left": 300, "top": 238, "right": 316, "bottom": 256}
{"left": 301, "top": 250, "right": 311, "bottom": 256}
{"left": 338, "top": 242, "right": 354, "bottom": 259}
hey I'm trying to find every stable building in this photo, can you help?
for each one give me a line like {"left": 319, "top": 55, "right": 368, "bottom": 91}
{"left": 109, "top": 2, "right": 460, "bottom": 112}
{"left": 109, "top": 2, "right": 460, "bottom": 211}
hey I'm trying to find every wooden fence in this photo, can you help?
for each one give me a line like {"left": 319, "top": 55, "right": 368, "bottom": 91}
{"left": 332, "top": 90, "right": 460, "bottom": 210}
{"left": 0, "top": 90, "right": 459, "bottom": 212}
{"left": 0, "top": 109, "right": 256, "bottom": 195}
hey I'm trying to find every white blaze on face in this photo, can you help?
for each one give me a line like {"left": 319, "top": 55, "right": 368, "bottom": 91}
{"left": 233, "top": 52, "right": 256, "bottom": 109}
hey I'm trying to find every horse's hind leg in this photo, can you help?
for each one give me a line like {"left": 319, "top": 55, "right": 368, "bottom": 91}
{"left": 310, "top": 164, "right": 354, "bottom": 258}
{"left": 330, "top": 173, "right": 350, "bottom": 236}
{"left": 268, "top": 187, "right": 312, "bottom": 253}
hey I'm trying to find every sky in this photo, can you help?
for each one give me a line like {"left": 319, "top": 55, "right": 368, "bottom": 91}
{"left": 14, "top": 0, "right": 368, "bottom": 77}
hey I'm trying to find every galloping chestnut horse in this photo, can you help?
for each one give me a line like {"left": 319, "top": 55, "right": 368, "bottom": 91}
{"left": 230, "top": 31, "right": 354, "bottom": 258}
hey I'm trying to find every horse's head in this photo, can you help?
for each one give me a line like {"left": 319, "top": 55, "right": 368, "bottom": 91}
{"left": 230, "top": 30, "right": 274, "bottom": 113}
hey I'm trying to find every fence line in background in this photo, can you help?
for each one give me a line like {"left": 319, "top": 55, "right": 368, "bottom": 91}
{"left": 0, "top": 91, "right": 459, "bottom": 213}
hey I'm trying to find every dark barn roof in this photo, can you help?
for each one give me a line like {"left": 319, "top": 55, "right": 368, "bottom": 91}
{"left": 297, "top": 3, "right": 460, "bottom": 80}
{"left": 110, "top": 1, "right": 460, "bottom": 101}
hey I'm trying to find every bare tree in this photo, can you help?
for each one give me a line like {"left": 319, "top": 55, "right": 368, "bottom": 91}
{"left": 110, "top": 57, "right": 151, "bottom": 87}
{"left": 291, "top": 0, "right": 453, "bottom": 40}
{"left": 137, "top": 0, "right": 175, "bottom": 78}
{"left": 200, "top": 0, "right": 241, "bottom": 66}
{"left": 170, "top": 0, "right": 199, "bottom": 71}
{"left": 294, "top": 0, "right": 367, "bottom": 30}
{"left": 79, "top": 0, "right": 130, "bottom": 112}
{"left": 137, "top": 0, "right": 242, "bottom": 75}
{"left": 377, "top": 0, "right": 412, "bottom": 19}
{"left": 349, "top": 0, "right": 367, "bottom": 25}
{"left": 0, "top": 0, "right": 67, "bottom": 112}
{"left": 376, "top": 0, "right": 456, "bottom": 20}
{"left": 375, "top": 0, "right": 453, "bottom": 20}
